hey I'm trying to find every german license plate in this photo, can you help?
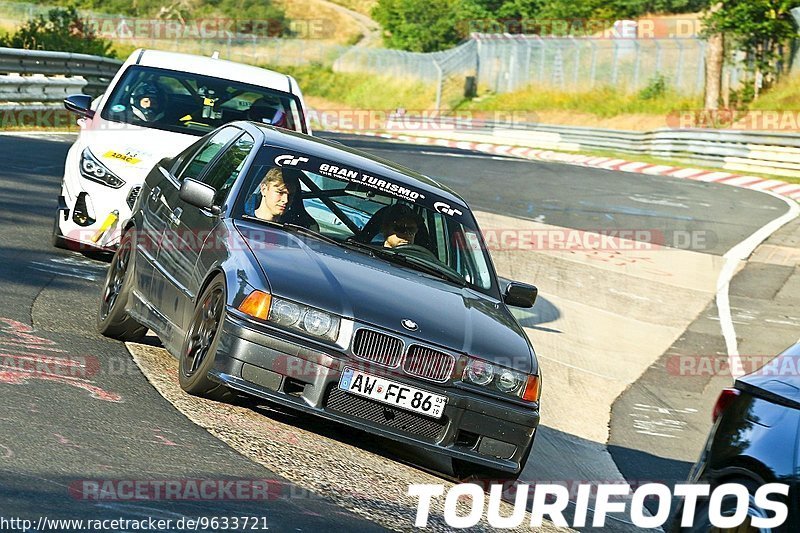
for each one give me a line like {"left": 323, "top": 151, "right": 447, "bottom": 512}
{"left": 339, "top": 367, "right": 447, "bottom": 419}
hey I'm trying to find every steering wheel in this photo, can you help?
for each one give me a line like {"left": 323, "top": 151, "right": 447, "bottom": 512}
{"left": 394, "top": 243, "right": 438, "bottom": 261}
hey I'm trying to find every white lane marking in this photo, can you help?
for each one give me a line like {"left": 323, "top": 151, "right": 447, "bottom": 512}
{"left": 628, "top": 195, "right": 689, "bottom": 208}
{"left": 608, "top": 288, "right": 651, "bottom": 301}
{"left": 29, "top": 257, "right": 107, "bottom": 282}
{"left": 717, "top": 191, "right": 800, "bottom": 378}
{"left": 670, "top": 168, "right": 706, "bottom": 178}
{"left": 695, "top": 172, "right": 733, "bottom": 182}
{"left": 630, "top": 404, "right": 698, "bottom": 439}
{"left": 0, "top": 132, "right": 76, "bottom": 142}
{"left": 618, "top": 161, "right": 649, "bottom": 172}
{"left": 749, "top": 179, "right": 787, "bottom": 190}
{"left": 418, "top": 150, "right": 525, "bottom": 161}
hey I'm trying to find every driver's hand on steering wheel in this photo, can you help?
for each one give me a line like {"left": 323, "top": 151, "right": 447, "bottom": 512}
{"left": 385, "top": 235, "right": 410, "bottom": 248}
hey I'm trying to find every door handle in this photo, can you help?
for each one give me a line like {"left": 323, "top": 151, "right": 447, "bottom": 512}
{"left": 169, "top": 207, "right": 182, "bottom": 225}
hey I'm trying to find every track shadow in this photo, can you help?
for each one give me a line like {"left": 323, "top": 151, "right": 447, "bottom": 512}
{"left": 511, "top": 295, "right": 561, "bottom": 332}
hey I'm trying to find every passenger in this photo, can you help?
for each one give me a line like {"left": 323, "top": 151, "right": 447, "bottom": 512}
{"left": 380, "top": 204, "right": 419, "bottom": 248}
{"left": 253, "top": 168, "right": 298, "bottom": 222}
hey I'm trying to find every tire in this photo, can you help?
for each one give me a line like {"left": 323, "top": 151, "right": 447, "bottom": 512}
{"left": 97, "top": 230, "right": 147, "bottom": 342}
{"left": 52, "top": 213, "right": 69, "bottom": 249}
{"left": 178, "top": 275, "right": 233, "bottom": 401}
{"left": 680, "top": 477, "right": 776, "bottom": 533}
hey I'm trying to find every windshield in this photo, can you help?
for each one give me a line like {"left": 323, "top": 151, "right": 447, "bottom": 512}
{"left": 100, "top": 66, "right": 305, "bottom": 136}
{"left": 235, "top": 149, "right": 497, "bottom": 295}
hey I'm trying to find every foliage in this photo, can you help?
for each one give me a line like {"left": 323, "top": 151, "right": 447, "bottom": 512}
{"left": 0, "top": 6, "right": 115, "bottom": 57}
{"left": 374, "top": 0, "right": 715, "bottom": 51}
{"left": 270, "top": 63, "right": 436, "bottom": 110}
{"left": 638, "top": 74, "right": 668, "bottom": 100}
{"left": 703, "top": 0, "right": 800, "bottom": 85}
{"left": 372, "top": 0, "right": 464, "bottom": 52}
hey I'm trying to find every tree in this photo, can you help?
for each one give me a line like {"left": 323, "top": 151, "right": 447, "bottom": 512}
{"left": 703, "top": 0, "right": 800, "bottom": 99}
{"left": 704, "top": 3, "right": 724, "bottom": 110}
{"left": 373, "top": 0, "right": 464, "bottom": 52}
{"left": 0, "top": 6, "right": 115, "bottom": 57}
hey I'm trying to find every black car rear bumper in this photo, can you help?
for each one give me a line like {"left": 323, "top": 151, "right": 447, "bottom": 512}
{"left": 208, "top": 311, "right": 539, "bottom": 474}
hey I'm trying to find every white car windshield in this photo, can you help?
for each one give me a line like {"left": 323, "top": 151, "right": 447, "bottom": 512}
{"left": 101, "top": 66, "right": 305, "bottom": 135}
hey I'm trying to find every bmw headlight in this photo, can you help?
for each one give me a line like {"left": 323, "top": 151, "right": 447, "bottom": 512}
{"left": 268, "top": 297, "right": 340, "bottom": 342}
{"left": 463, "top": 358, "right": 540, "bottom": 402}
{"left": 80, "top": 148, "right": 125, "bottom": 188}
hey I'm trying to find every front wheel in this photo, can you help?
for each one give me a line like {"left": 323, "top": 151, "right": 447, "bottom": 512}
{"left": 178, "top": 275, "right": 233, "bottom": 401}
{"left": 97, "top": 230, "right": 146, "bottom": 342}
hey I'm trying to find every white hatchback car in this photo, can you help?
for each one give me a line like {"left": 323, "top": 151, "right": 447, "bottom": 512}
{"left": 55, "top": 48, "right": 311, "bottom": 251}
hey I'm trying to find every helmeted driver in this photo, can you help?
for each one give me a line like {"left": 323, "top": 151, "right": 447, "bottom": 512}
{"left": 130, "top": 82, "right": 166, "bottom": 122}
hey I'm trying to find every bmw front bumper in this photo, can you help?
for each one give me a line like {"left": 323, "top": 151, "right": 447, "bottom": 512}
{"left": 208, "top": 310, "right": 539, "bottom": 474}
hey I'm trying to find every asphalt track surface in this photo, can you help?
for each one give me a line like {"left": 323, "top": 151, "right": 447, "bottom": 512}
{"left": 0, "top": 131, "right": 794, "bottom": 530}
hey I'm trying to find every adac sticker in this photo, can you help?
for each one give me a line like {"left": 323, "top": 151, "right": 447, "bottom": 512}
{"left": 103, "top": 150, "right": 141, "bottom": 165}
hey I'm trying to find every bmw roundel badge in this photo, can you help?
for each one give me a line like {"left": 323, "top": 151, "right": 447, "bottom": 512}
{"left": 401, "top": 319, "right": 418, "bottom": 331}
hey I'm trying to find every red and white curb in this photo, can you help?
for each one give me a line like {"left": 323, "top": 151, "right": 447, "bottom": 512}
{"left": 338, "top": 130, "right": 800, "bottom": 202}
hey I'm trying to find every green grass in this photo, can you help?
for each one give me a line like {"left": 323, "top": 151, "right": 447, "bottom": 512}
{"left": 457, "top": 85, "right": 702, "bottom": 118}
{"left": 271, "top": 64, "right": 436, "bottom": 110}
{"left": 749, "top": 75, "right": 800, "bottom": 110}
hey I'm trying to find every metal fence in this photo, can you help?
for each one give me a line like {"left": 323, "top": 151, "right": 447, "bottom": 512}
{"left": 0, "top": 1, "right": 786, "bottom": 109}
{"left": 475, "top": 34, "right": 709, "bottom": 94}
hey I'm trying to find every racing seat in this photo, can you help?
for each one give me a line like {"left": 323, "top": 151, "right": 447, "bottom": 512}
{"left": 247, "top": 97, "right": 289, "bottom": 129}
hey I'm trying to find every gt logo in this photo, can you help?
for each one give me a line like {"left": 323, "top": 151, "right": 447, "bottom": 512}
{"left": 433, "top": 201, "right": 463, "bottom": 217}
{"left": 274, "top": 154, "right": 309, "bottom": 167}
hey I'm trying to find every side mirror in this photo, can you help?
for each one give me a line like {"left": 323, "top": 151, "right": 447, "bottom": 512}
{"left": 180, "top": 178, "right": 216, "bottom": 211}
{"left": 64, "top": 94, "right": 95, "bottom": 118}
{"left": 499, "top": 277, "right": 538, "bottom": 308}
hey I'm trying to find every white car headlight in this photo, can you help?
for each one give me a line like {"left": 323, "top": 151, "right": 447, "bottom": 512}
{"left": 80, "top": 148, "right": 125, "bottom": 188}
{"left": 270, "top": 299, "right": 302, "bottom": 327}
{"left": 267, "top": 297, "right": 340, "bottom": 342}
{"left": 464, "top": 359, "right": 494, "bottom": 386}
{"left": 463, "top": 357, "right": 540, "bottom": 402}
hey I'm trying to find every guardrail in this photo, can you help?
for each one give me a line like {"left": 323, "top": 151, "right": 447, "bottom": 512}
{"left": 383, "top": 117, "right": 800, "bottom": 178}
{"left": 0, "top": 47, "right": 122, "bottom": 97}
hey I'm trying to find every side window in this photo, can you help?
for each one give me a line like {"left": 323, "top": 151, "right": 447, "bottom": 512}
{"left": 176, "top": 127, "right": 240, "bottom": 182}
{"left": 200, "top": 133, "right": 256, "bottom": 206}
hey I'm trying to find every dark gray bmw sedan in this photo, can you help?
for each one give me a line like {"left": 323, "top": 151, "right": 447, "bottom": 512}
{"left": 98, "top": 121, "right": 541, "bottom": 480}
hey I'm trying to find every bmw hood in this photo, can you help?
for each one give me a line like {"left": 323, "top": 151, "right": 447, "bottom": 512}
{"left": 80, "top": 126, "right": 196, "bottom": 179}
{"left": 236, "top": 221, "right": 536, "bottom": 374}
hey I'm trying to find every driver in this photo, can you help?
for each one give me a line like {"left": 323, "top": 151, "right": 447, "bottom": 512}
{"left": 380, "top": 204, "right": 419, "bottom": 248}
{"left": 130, "top": 82, "right": 166, "bottom": 122}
